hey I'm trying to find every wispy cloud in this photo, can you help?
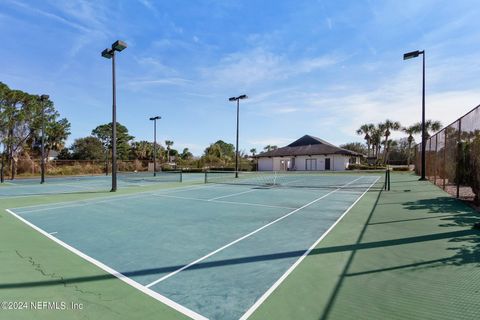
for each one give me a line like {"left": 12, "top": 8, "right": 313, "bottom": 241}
{"left": 202, "top": 48, "right": 342, "bottom": 87}
{"left": 127, "top": 78, "right": 192, "bottom": 88}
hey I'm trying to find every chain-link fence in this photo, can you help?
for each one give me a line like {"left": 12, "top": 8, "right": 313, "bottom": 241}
{"left": 415, "top": 104, "right": 480, "bottom": 204}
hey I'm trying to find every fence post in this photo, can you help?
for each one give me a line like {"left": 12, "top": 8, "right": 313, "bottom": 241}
{"left": 456, "top": 119, "right": 462, "bottom": 198}
{"left": 428, "top": 138, "right": 432, "bottom": 181}
{"left": 434, "top": 134, "right": 438, "bottom": 185}
{"left": 443, "top": 129, "right": 447, "bottom": 189}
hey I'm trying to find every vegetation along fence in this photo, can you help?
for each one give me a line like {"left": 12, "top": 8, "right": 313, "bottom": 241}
{"left": 415, "top": 104, "right": 480, "bottom": 204}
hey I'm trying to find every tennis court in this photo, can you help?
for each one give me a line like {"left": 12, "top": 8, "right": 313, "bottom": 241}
{"left": 6, "top": 171, "right": 383, "bottom": 320}
{"left": 0, "top": 171, "right": 185, "bottom": 198}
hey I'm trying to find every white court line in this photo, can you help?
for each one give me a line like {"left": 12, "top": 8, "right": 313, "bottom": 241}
{"left": 153, "top": 193, "right": 297, "bottom": 210}
{"left": 239, "top": 176, "right": 380, "bottom": 320}
{"left": 49, "top": 231, "right": 58, "bottom": 235}
{"left": 207, "top": 189, "right": 258, "bottom": 201}
{"left": 145, "top": 176, "right": 364, "bottom": 288}
{"left": 5, "top": 208, "right": 208, "bottom": 320}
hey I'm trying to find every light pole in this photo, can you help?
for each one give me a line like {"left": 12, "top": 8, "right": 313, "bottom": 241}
{"left": 149, "top": 116, "right": 161, "bottom": 176}
{"left": 102, "top": 40, "right": 127, "bottom": 192}
{"left": 38, "top": 94, "right": 49, "bottom": 184}
{"left": 403, "top": 50, "right": 426, "bottom": 180}
{"left": 228, "top": 94, "right": 248, "bottom": 178}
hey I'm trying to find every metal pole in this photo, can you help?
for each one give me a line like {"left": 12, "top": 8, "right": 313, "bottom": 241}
{"left": 420, "top": 51, "right": 427, "bottom": 180}
{"left": 111, "top": 51, "right": 117, "bottom": 192}
{"left": 235, "top": 99, "right": 240, "bottom": 178}
{"left": 41, "top": 102, "right": 45, "bottom": 184}
{"left": 434, "top": 134, "right": 438, "bottom": 185}
{"left": 105, "top": 150, "right": 108, "bottom": 176}
{"left": 0, "top": 142, "right": 4, "bottom": 183}
{"left": 153, "top": 118, "right": 157, "bottom": 177}
{"left": 456, "top": 119, "right": 461, "bottom": 198}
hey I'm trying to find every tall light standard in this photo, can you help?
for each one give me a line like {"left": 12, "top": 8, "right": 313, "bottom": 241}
{"left": 38, "top": 94, "right": 49, "bottom": 184}
{"left": 403, "top": 50, "right": 426, "bottom": 180}
{"left": 149, "top": 116, "right": 161, "bottom": 176}
{"left": 102, "top": 40, "right": 127, "bottom": 192}
{"left": 228, "top": 94, "right": 248, "bottom": 178}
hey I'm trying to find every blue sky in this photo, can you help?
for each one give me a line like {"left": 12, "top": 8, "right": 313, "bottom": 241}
{"left": 1, "top": 0, "right": 480, "bottom": 156}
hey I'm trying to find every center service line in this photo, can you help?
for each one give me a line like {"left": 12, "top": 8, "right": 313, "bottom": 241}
{"left": 145, "top": 176, "right": 364, "bottom": 288}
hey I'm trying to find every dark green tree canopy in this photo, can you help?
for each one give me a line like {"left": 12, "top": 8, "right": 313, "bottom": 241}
{"left": 91, "top": 122, "right": 134, "bottom": 160}
{"left": 71, "top": 136, "right": 105, "bottom": 160}
{"left": 339, "top": 142, "right": 367, "bottom": 155}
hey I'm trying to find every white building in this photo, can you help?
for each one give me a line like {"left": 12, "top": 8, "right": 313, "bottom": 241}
{"left": 255, "top": 135, "right": 363, "bottom": 171}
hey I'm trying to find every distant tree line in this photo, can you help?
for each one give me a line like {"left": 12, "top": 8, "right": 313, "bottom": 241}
{"left": 341, "top": 119, "right": 442, "bottom": 165}
{"left": 0, "top": 82, "right": 71, "bottom": 179}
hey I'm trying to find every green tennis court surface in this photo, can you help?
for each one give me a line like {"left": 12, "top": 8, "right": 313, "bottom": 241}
{"left": 0, "top": 171, "right": 187, "bottom": 198}
{"left": 5, "top": 172, "right": 380, "bottom": 319}
{"left": 1, "top": 172, "right": 478, "bottom": 320}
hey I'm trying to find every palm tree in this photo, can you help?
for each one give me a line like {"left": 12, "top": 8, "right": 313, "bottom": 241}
{"left": 356, "top": 123, "right": 375, "bottom": 157}
{"left": 250, "top": 148, "right": 257, "bottom": 156}
{"left": 165, "top": 140, "right": 174, "bottom": 162}
{"left": 45, "top": 118, "right": 71, "bottom": 160}
{"left": 380, "top": 119, "right": 401, "bottom": 163}
{"left": 402, "top": 125, "right": 418, "bottom": 166}
{"left": 412, "top": 120, "right": 442, "bottom": 138}
{"left": 367, "top": 125, "right": 384, "bottom": 159}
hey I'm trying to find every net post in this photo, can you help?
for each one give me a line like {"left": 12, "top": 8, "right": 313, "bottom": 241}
{"left": 179, "top": 170, "right": 183, "bottom": 183}
{"left": 388, "top": 169, "right": 390, "bottom": 191}
{"left": 204, "top": 171, "right": 207, "bottom": 184}
{"left": 384, "top": 169, "right": 387, "bottom": 190}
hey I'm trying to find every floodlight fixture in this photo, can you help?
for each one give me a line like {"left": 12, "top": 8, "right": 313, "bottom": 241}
{"left": 112, "top": 40, "right": 127, "bottom": 52}
{"left": 101, "top": 49, "right": 113, "bottom": 59}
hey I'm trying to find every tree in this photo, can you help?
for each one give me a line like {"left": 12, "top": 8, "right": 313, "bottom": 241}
{"left": 0, "top": 83, "right": 67, "bottom": 179}
{"left": 250, "top": 148, "right": 257, "bottom": 156}
{"left": 91, "top": 122, "right": 134, "bottom": 160}
{"left": 180, "top": 148, "right": 193, "bottom": 160}
{"left": 411, "top": 120, "right": 442, "bottom": 138}
{"left": 380, "top": 119, "right": 401, "bottom": 163}
{"left": 202, "top": 140, "right": 236, "bottom": 167}
{"left": 356, "top": 123, "right": 375, "bottom": 157}
{"left": 71, "top": 137, "right": 105, "bottom": 160}
{"left": 165, "top": 140, "right": 174, "bottom": 162}
{"left": 340, "top": 142, "right": 367, "bottom": 155}
{"left": 45, "top": 118, "right": 71, "bottom": 160}
{"left": 263, "top": 145, "right": 278, "bottom": 152}
{"left": 402, "top": 125, "right": 418, "bottom": 166}
{"left": 57, "top": 147, "right": 72, "bottom": 160}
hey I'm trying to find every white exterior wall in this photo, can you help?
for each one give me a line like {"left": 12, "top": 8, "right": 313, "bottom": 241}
{"left": 257, "top": 154, "right": 351, "bottom": 171}
{"left": 258, "top": 158, "right": 273, "bottom": 171}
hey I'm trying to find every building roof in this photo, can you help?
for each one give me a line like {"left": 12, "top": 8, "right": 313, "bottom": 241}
{"left": 255, "top": 135, "right": 364, "bottom": 158}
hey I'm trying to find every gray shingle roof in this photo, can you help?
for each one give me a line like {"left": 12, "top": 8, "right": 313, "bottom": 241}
{"left": 256, "top": 135, "right": 364, "bottom": 158}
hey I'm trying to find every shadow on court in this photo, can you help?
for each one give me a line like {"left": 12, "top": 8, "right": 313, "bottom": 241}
{"left": 2, "top": 217, "right": 477, "bottom": 291}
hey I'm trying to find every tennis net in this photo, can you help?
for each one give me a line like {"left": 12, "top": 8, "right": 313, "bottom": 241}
{"left": 204, "top": 170, "right": 389, "bottom": 191}
{"left": 118, "top": 170, "right": 183, "bottom": 183}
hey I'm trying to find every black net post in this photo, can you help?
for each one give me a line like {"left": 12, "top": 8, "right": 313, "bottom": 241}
{"left": 204, "top": 171, "right": 207, "bottom": 184}
{"left": 384, "top": 169, "right": 390, "bottom": 191}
